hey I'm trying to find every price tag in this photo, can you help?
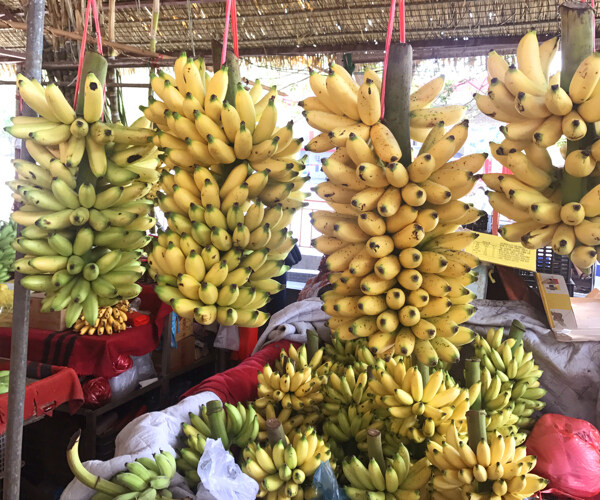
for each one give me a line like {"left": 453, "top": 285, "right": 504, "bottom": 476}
{"left": 465, "top": 232, "right": 537, "bottom": 272}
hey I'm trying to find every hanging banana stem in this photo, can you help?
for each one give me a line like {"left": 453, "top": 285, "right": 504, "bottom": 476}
{"left": 560, "top": 1, "right": 595, "bottom": 204}
{"left": 266, "top": 418, "right": 286, "bottom": 446}
{"left": 367, "top": 428, "right": 386, "bottom": 472}
{"left": 465, "top": 359, "right": 482, "bottom": 410}
{"left": 75, "top": 52, "right": 108, "bottom": 188}
{"left": 416, "top": 360, "right": 430, "bottom": 385}
{"left": 383, "top": 43, "right": 413, "bottom": 167}
{"left": 148, "top": 0, "right": 160, "bottom": 98}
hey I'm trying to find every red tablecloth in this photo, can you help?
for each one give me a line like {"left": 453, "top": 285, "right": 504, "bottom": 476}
{"left": 181, "top": 340, "right": 296, "bottom": 404}
{"left": 0, "top": 322, "right": 158, "bottom": 378}
{"left": 0, "top": 360, "right": 83, "bottom": 434}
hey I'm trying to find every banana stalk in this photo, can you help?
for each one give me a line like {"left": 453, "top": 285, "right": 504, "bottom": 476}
{"left": 465, "top": 359, "right": 482, "bottom": 410}
{"left": 265, "top": 418, "right": 286, "bottom": 446}
{"left": 508, "top": 319, "right": 526, "bottom": 351}
{"left": 206, "top": 400, "right": 230, "bottom": 449}
{"left": 366, "top": 428, "right": 386, "bottom": 473}
{"left": 560, "top": 2, "right": 595, "bottom": 203}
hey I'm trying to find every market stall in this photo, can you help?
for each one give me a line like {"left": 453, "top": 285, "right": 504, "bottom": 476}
{"left": 1, "top": 0, "right": 600, "bottom": 498}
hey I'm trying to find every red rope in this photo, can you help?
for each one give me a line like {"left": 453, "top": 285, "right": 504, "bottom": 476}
{"left": 231, "top": 0, "right": 239, "bottom": 58}
{"left": 380, "top": 0, "right": 397, "bottom": 116}
{"left": 221, "top": 0, "right": 233, "bottom": 66}
{"left": 73, "top": 0, "right": 104, "bottom": 109}
{"left": 398, "top": 0, "right": 406, "bottom": 43}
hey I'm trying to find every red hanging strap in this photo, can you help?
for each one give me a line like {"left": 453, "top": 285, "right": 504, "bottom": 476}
{"left": 73, "top": 0, "right": 104, "bottom": 109}
{"left": 380, "top": 0, "right": 397, "bottom": 116}
{"left": 221, "top": 0, "right": 233, "bottom": 66}
{"left": 231, "top": 0, "right": 239, "bottom": 58}
{"left": 381, "top": 0, "right": 406, "bottom": 116}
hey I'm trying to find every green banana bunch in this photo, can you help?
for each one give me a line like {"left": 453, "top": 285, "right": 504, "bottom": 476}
{"left": 5, "top": 70, "right": 157, "bottom": 327}
{"left": 474, "top": 325, "right": 546, "bottom": 439}
{"left": 67, "top": 430, "right": 176, "bottom": 500}
{"left": 242, "top": 426, "right": 330, "bottom": 499}
{"left": 0, "top": 221, "right": 16, "bottom": 283}
{"left": 322, "top": 334, "right": 376, "bottom": 375}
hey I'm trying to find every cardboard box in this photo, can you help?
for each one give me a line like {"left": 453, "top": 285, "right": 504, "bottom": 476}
{"left": 175, "top": 316, "right": 194, "bottom": 342}
{"left": 153, "top": 335, "right": 202, "bottom": 374}
{"left": 0, "top": 294, "right": 66, "bottom": 331}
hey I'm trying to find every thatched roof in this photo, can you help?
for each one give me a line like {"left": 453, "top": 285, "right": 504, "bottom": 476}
{"left": 0, "top": 0, "right": 590, "bottom": 67}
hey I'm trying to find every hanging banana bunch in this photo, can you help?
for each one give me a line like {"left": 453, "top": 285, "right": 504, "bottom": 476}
{"left": 5, "top": 71, "right": 157, "bottom": 328}
{"left": 302, "top": 63, "right": 484, "bottom": 366}
{"left": 475, "top": 32, "right": 600, "bottom": 271}
{"left": 143, "top": 53, "right": 306, "bottom": 327}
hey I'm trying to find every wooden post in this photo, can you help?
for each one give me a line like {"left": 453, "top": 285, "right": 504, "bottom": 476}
{"left": 383, "top": 43, "right": 413, "bottom": 167}
{"left": 4, "top": 1, "right": 45, "bottom": 498}
{"left": 560, "top": 1, "right": 596, "bottom": 204}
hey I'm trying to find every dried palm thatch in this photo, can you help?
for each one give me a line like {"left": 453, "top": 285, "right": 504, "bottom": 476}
{"left": 0, "top": 0, "right": 591, "bottom": 67}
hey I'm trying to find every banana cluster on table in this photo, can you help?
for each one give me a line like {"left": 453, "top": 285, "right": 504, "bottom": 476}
{"left": 0, "top": 221, "right": 16, "bottom": 284}
{"left": 144, "top": 52, "right": 306, "bottom": 328}
{"left": 474, "top": 328, "right": 545, "bottom": 444}
{"left": 303, "top": 64, "right": 484, "bottom": 366}
{"left": 66, "top": 430, "right": 177, "bottom": 500}
{"left": 242, "top": 427, "right": 330, "bottom": 499}
{"left": 5, "top": 72, "right": 157, "bottom": 327}
{"left": 475, "top": 31, "right": 600, "bottom": 271}
{"left": 72, "top": 300, "right": 130, "bottom": 335}
{"left": 426, "top": 422, "right": 548, "bottom": 500}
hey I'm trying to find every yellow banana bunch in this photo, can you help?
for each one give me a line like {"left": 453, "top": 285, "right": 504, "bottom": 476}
{"left": 482, "top": 141, "right": 600, "bottom": 271}
{"left": 474, "top": 327, "right": 546, "bottom": 441}
{"left": 145, "top": 52, "right": 305, "bottom": 327}
{"left": 367, "top": 356, "right": 479, "bottom": 443}
{"left": 426, "top": 422, "right": 548, "bottom": 499}
{"left": 255, "top": 345, "right": 327, "bottom": 415}
{"left": 242, "top": 426, "right": 330, "bottom": 499}
{"left": 304, "top": 64, "right": 482, "bottom": 366}
{"left": 6, "top": 70, "right": 156, "bottom": 327}
{"left": 343, "top": 450, "right": 430, "bottom": 500}
{"left": 72, "top": 300, "right": 129, "bottom": 336}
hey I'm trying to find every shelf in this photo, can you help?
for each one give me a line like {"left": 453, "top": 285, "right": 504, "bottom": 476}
{"left": 166, "top": 353, "right": 216, "bottom": 380}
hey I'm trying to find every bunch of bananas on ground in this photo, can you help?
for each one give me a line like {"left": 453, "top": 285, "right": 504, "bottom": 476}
{"left": 342, "top": 450, "right": 430, "bottom": 500}
{"left": 0, "top": 221, "right": 16, "bottom": 283}
{"left": 321, "top": 364, "right": 380, "bottom": 451}
{"left": 5, "top": 72, "right": 157, "bottom": 327}
{"left": 303, "top": 63, "right": 483, "bottom": 366}
{"left": 368, "top": 356, "right": 479, "bottom": 444}
{"left": 143, "top": 53, "right": 305, "bottom": 328}
{"left": 255, "top": 345, "right": 327, "bottom": 415}
{"left": 72, "top": 300, "right": 130, "bottom": 335}
{"left": 482, "top": 141, "right": 600, "bottom": 271}
{"left": 67, "top": 430, "right": 177, "bottom": 500}
{"left": 242, "top": 425, "right": 331, "bottom": 499}
{"left": 426, "top": 422, "right": 548, "bottom": 499}
{"left": 177, "top": 400, "right": 259, "bottom": 484}
{"left": 476, "top": 31, "right": 600, "bottom": 150}
{"left": 474, "top": 328, "right": 545, "bottom": 440}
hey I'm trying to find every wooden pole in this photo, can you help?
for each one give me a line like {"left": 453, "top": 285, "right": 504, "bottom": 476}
{"left": 4, "top": 1, "right": 45, "bottom": 495}
{"left": 560, "top": 1, "right": 595, "bottom": 204}
{"left": 383, "top": 43, "right": 413, "bottom": 167}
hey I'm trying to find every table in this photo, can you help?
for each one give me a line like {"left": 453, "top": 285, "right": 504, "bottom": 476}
{"left": 0, "top": 322, "right": 158, "bottom": 379}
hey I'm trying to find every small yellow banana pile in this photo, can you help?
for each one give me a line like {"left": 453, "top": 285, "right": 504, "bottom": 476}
{"left": 242, "top": 427, "right": 330, "bottom": 499}
{"left": 368, "top": 356, "right": 480, "bottom": 444}
{"left": 72, "top": 300, "right": 130, "bottom": 335}
{"left": 426, "top": 422, "right": 548, "bottom": 499}
{"left": 481, "top": 141, "right": 600, "bottom": 270}
{"left": 255, "top": 345, "right": 327, "bottom": 417}
{"left": 342, "top": 451, "right": 430, "bottom": 500}
{"left": 5, "top": 72, "right": 157, "bottom": 328}
{"left": 144, "top": 53, "right": 306, "bottom": 328}
{"left": 303, "top": 64, "right": 485, "bottom": 367}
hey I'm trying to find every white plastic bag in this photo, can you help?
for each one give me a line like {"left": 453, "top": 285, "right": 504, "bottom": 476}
{"left": 195, "top": 438, "right": 259, "bottom": 500}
